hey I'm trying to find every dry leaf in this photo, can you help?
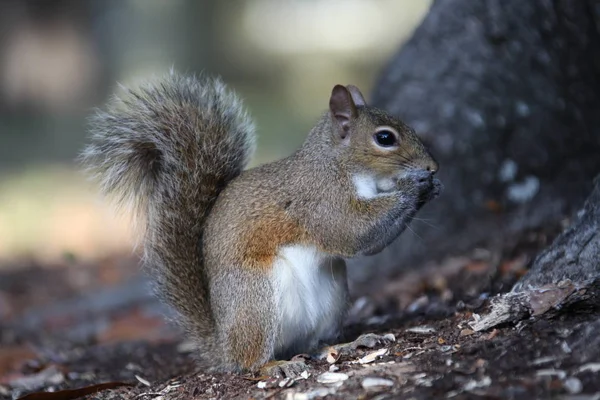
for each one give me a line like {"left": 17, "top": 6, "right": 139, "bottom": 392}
{"left": 484, "top": 329, "right": 499, "bottom": 340}
{"left": 358, "top": 348, "right": 389, "bottom": 364}
{"left": 16, "top": 381, "right": 133, "bottom": 400}
{"left": 325, "top": 347, "right": 340, "bottom": 364}
{"left": 134, "top": 375, "right": 151, "bottom": 386}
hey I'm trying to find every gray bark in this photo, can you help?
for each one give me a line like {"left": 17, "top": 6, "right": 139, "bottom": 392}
{"left": 349, "top": 0, "right": 600, "bottom": 286}
{"left": 514, "top": 176, "right": 600, "bottom": 291}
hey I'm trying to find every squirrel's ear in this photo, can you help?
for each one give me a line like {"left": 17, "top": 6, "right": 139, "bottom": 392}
{"left": 346, "top": 85, "right": 366, "bottom": 107}
{"left": 329, "top": 84, "right": 357, "bottom": 134}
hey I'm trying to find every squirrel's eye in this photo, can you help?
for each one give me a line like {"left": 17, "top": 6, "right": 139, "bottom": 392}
{"left": 374, "top": 130, "right": 398, "bottom": 147}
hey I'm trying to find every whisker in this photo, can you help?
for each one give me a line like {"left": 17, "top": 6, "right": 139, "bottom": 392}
{"left": 404, "top": 222, "right": 423, "bottom": 241}
{"left": 410, "top": 217, "right": 440, "bottom": 230}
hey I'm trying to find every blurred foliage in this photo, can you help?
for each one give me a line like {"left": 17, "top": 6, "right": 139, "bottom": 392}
{"left": 0, "top": 0, "right": 431, "bottom": 265}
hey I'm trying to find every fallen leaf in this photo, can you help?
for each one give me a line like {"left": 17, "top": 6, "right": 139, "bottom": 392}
{"left": 9, "top": 366, "right": 64, "bottom": 392}
{"left": 325, "top": 347, "right": 340, "bottom": 364}
{"left": 358, "top": 348, "right": 389, "bottom": 364}
{"left": 577, "top": 363, "right": 600, "bottom": 374}
{"left": 96, "top": 309, "right": 168, "bottom": 343}
{"left": 0, "top": 346, "right": 38, "bottom": 382}
{"left": 484, "top": 329, "right": 498, "bottom": 340}
{"left": 484, "top": 199, "right": 503, "bottom": 213}
{"left": 529, "top": 282, "right": 576, "bottom": 316}
{"left": 134, "top": 375, "right": 151, "bottom": 386}
{"left": 536, "top": 369, "right": 566, "bottom": 379}
{"left": 16, "top": 381, "right": 133, "bottom": 400}
{"left": 460, "top": 329, "right": 474, "bottom": 337}
{"left": 464, "top": 261, "right": 490, "bottom": 273}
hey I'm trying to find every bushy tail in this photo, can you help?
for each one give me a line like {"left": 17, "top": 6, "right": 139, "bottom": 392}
{"left": 81, "top": 72, "right": 255, "bottom": 347}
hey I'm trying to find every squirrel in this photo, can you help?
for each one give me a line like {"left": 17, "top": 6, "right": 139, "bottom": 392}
{"left": 81, "top": 72, "right": 441, "bottom": 375}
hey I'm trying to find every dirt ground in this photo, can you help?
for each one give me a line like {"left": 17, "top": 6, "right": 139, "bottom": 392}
{"left": 1, "top": 251, "right": 599, "bottom": 400}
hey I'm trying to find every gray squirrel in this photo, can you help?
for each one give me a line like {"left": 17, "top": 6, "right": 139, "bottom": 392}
{"left": 81, "top": 72, "right": 441, "bottom": 375}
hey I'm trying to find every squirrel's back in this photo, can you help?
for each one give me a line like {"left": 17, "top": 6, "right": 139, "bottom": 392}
{"left": 81, "top": 72, "right": 255, "bottom": 363}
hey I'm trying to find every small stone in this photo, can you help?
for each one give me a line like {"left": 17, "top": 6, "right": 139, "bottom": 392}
{"left": 563, "top": 377, "right": 582, "bottom": 394}
{"left": 361, "top": 377, "right": 394, "bottom": 389}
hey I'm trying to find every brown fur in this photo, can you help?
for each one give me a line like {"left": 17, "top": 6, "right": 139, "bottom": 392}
{"left": 82, "top": 73, "right": 441, "bottom": 373}
{"left": 240, "top": 209, "right": 308, "bottom": 271}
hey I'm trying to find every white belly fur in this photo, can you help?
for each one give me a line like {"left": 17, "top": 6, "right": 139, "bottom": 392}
{"left": 272, "top": 245, "right": 348, "bottom": 356}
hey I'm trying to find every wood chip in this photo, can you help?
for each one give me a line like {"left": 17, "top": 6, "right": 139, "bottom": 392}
{"left": 577, "top": 363, "right": 600, "bottom": 373}
{"left": 469, "top": 280, "right": 596, "bottom": 332}
{"left": 536, "top": 369, "right": 567, "bottom": 379}
{"left": 406, "top": 326, "right": 436, "bottom": 334}
{"left": 358, "top": 348, "right": 389, "bottom": 364}
{"left": 135, "top": 375, "right": 151, "bottom": 386}
{"left": 300, "top": 370, "right": 310, "bottom": 380}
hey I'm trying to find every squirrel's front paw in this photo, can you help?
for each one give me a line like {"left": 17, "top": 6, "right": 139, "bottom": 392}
{"left": 260, "top": 359, "right": 308, "bottom": 379}
{"left": 398, "top": 170, "right": 442, "bottom": 205}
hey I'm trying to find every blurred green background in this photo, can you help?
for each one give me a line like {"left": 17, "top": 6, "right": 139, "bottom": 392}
{"left": 0, "top": 0, "right": 431, "bottom": 265}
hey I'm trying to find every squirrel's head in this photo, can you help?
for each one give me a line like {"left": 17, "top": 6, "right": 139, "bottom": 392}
{"left": 327, "top": 84, "right": 439, "bottom": 198}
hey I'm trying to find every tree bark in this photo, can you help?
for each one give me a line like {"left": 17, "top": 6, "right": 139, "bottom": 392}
{"left": 514, "top": 176, "right": 600, "bottom": 291}
{"left": 349, "top": 0, "right": 600, "bottom": 286}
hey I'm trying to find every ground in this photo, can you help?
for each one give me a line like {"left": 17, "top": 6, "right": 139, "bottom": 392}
{"left": 1, "top": 251, "right": 599, "bottom": 400}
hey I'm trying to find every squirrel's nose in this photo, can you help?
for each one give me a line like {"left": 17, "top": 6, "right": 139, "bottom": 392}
{"left": 426, "top": 159, "right": 439, "bottom": 175}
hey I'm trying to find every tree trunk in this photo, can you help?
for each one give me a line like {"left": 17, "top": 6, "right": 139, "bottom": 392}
{"left": 349, "top": 0, "right": 600, "bottom": 286}
{"left": 514, "top": 175, "right": 600, "bottom": 291}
